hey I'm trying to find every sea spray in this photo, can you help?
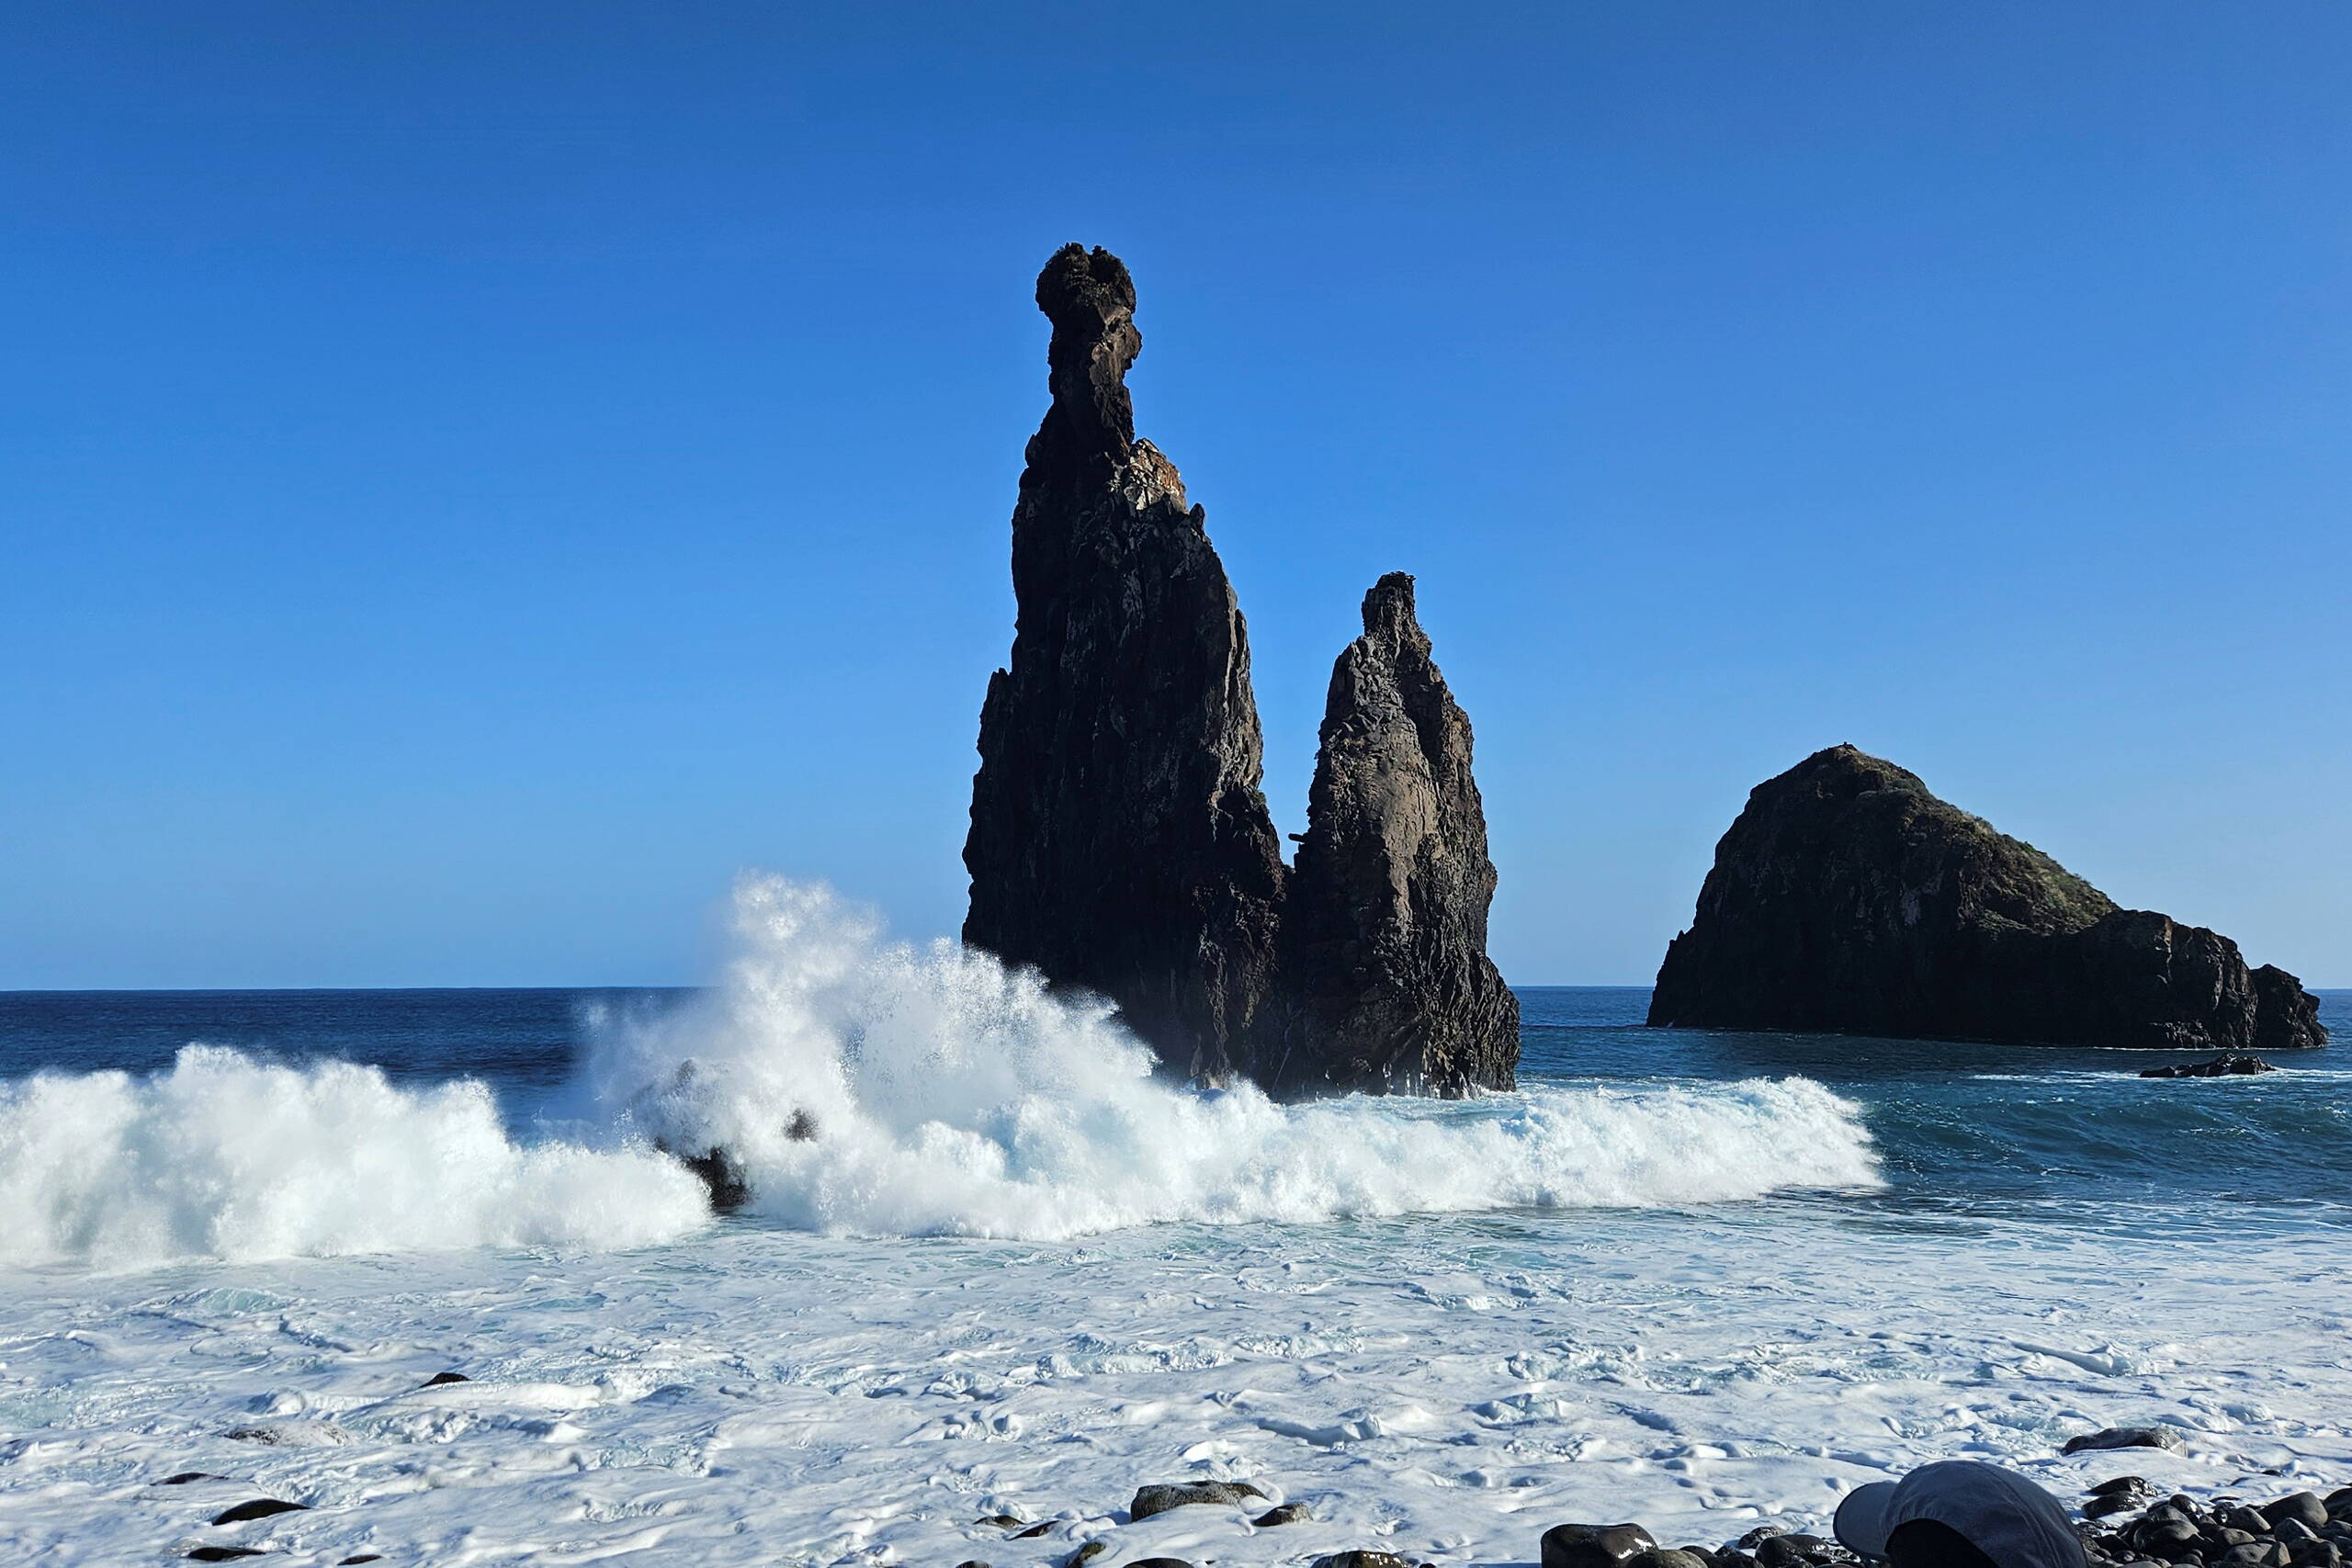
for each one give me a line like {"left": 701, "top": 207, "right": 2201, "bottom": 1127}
{"left": 0, "top": 874, "right": 1885, "bottom": 1269}
{"left": 0, "top": 1048, "right": 708, "bottom": 1269}
{"left": 571, "top": 874, "right": 1885, "bottom": 1239}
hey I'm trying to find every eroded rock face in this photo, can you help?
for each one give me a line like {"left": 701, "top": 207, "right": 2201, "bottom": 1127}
{"left": 1648, "top": 744, "right": 2327, "bottom": 1052}
{"left": 1266, "top": 574, "right": 1519, "bottom": 1096}
{"left": 962, "top": 244, "right": 1287, "bottom": 1083}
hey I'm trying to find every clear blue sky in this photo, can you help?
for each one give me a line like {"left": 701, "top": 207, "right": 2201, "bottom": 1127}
{"left": 4, "top": 3, "right": 2346, "bottom": 988}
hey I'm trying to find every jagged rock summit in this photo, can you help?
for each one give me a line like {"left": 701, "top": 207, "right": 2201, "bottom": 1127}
{"left": 1268, "top": 573, "right": 1519, "bottom": 1096}
{"left": 1648, "top": 744, "right": 2326, "bottom": 1052}
{"left": 962, "top": 244, "right": 1287, "bottom": 1085}
{"left": 963, "top": 245, "right": 1518, "bottom": 1096}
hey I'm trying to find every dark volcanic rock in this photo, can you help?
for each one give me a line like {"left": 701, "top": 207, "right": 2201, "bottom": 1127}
{"left": 2064, "top": 1426, "right": 2186, "bottom": 1455}
{"left": 1648, "top": 745, "right": 2328, "bottom": 1053}
{"left": 668, "top": 1144, "right": 751, "bottom": 1212}
{"left": 1264, "top": 573, "right": 1518, "bottom": 1097}
{"left": 2141, "top": 1055, "right": 2277, "bottom": 1078}
{"left": 1255, "top": 1501, "right": 1316, "bottom": 1527}
{"left": 210, "top": 1499, "right": 308, "bottom": 1526}
{"left": 1129, "top": 1480, "right": 1270, "bottom": 1519}
{"left": 964, "top": 244, "right": 1287, "bottom": 1083}
{"left": 1544, "top": 1523, "right": 1660, "bottom": 1568}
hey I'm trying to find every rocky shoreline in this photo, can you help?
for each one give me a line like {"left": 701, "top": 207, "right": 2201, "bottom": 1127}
{"left": 919, "top": 1453, "right": 2352, "bottom": 1568}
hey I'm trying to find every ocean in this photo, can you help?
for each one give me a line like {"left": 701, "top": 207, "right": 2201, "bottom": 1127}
{"left": 2, "top": 877, "right": 2346, "bottom": 1566}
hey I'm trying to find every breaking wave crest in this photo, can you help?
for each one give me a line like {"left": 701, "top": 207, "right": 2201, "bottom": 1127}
{"left": 572, "top": 875, "right": 1883, "bottom": 1240}
{"left": 0, "top": 1050, "right": 708, "bottom": 1269}
{"left": 0, "top": 874, "right": 1882, "bottom": 1268}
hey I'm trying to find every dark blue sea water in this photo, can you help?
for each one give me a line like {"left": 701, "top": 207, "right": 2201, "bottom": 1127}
{"left": 3, "top": 985, "right": 2344, "bottom": 1219}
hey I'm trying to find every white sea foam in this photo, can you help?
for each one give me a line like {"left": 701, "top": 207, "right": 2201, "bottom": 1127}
{"left": 0, "top": 874, "right": 1879, "bottom": 1269}
{"left": 571, "top": 874, "right": 1883, "bottom": 1238}
{"left": 0, "top": 1049, "right": 708, "bottom": 1269}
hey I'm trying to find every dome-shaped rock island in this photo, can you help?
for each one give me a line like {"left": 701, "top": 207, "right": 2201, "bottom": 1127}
{"left": 1648, "top": 744, "right": 2326, "bottom": 1053}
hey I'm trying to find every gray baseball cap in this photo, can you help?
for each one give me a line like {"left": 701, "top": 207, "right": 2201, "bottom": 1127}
{"left": 1834, "top": 1461, "right": 2086, "bottom": 1568}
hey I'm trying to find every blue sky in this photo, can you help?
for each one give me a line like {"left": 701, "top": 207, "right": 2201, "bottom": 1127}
{"left": 3, "top": 3, "right": 2346, "bottom": 987}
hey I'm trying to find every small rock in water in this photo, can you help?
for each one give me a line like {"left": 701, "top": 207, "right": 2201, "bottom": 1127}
{"left": 2065, "top": 1427, "right": 2185, "bottom": 1455}
{"left": 422, "top": 1371, "right": 470, "bottom": 1387}
{"left": 1738, "top": 1529, "right": 1790, "bottom": 1550}
{"left": 338, "top": 1559, "right": 382, "bottom": 1566}
{"left": 1014, "top": 1522, "right": 1056, "bottom": 1539}
{"left": 1544, "top": 1523, "right": 1660, "bottom": 1568}
{"left": 1310, "top": 1555, "right": 1418, "bottom": 1568}
{"left": 187, "top": 1551, "right": 268, "bottom": 1563}
{"left": 210, "top": 1499, "right": 309, "bottom": 1526}
{"left": 1064, "top": 1542, "right": 1107, "bottom": 1568}
{"left": 975, "top": 1514, "right": 1025, "bottom": 1529}
{"left": 1126, "top": 1561, "right": 1201, "bottom": 1568}
{"left": 952, "top": 1562, "right": 990, "bottom": 1568}
{"left": 2141, "top": 1055, "right": 2277, "bottom": 1078}
{"left": 1255, "top": 1502, "right": 1315, "bottom": 1527}
{"left": 2089, "top": 1481, "right": 2162, "bottom": 1519}
{"left": 1129, "top": 1481, "right": 1270, "bottom": 1520}
{"left": 667, "top": 1145, "right": 751, "bottom": 1211}
{"left": 159, "top": 1472, "right": 221, "bottom": 1485}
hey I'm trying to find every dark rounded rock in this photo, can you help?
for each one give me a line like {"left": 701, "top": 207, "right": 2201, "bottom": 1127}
{"left": 1757, "top": 1535, "right": 1833, "bottom": 1568}
{"left": 187, "top": 1552, "right": 268, "bottom": 1563}
{"left": 2093, "top": 1478, "right": 2158, "bottom": 1499}
{"left": 2133, "top": 1519, "right": 2202, "bottom": 1559}
{"left": 339, "top": 1560, "right": 382, "bottom": 1566}
{"left": 2267, "top": 1498, "right": 2333, "bottom": 1532}
{"left": 1738, "top": 1530, "right": 1790, "bottom": 1551}
{"left": 1629, "top": 1551, "right": 1713, "bottom": 1568}
{"left": 210, "top": 1499, "right": 308, "bottom": 1526}
{"left": 953, "top": 1562, "right": 990, "bottom": 1568}
{"left": 1309, "top": 1555, "right": 1416, "bottom": 1568}
{"left": 1126, "top": 1561, "right": 1201, "bottom": 1568}
{"left": 1129, "top": 1481, "right": 1269, "bottom": 1521}
{"left": 1255, "top": 1502, "right": 1315, "bottom": 1527}
{"left": 2067, "top": 1427, "right": 2187, "bottom": 1456}
{"left": 1015, "top": 1522, "right": 1056, "bottom": 1539}
{"left": 1544, "top": 1524, "right": 1661, "bottom": 1568}
{"left": 422, "top": 1371, "right": 470, "bottom": 1387}
{"left": 159, "top": 1472, "right": 220, "bottom": 1485}
{"left": 1065, "top": 1543, "right": 1107, "bottom": 1568}
{"left": 977, "top": 1515, "right": 1026, "bottom": 1529}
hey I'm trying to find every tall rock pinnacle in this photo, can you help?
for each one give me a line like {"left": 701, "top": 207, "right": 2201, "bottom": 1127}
{"left": 962, "top": 244, "right": 1287, "bottom": 1082}
{"left": 1648, "top": 744, "right": 2328, "bottom": 1052}
{"left": 1268, "top": 573, "right": 1520, "bottom": 1097}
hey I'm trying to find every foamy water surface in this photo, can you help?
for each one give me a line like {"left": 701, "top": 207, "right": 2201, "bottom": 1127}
{"left": 0, "top": 876, "right": 2345, "bottom": 1564}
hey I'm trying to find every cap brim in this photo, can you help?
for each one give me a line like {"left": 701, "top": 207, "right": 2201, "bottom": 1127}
{"left": 1835, "top": 1482, "right": 1902, "bottom": 1560}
